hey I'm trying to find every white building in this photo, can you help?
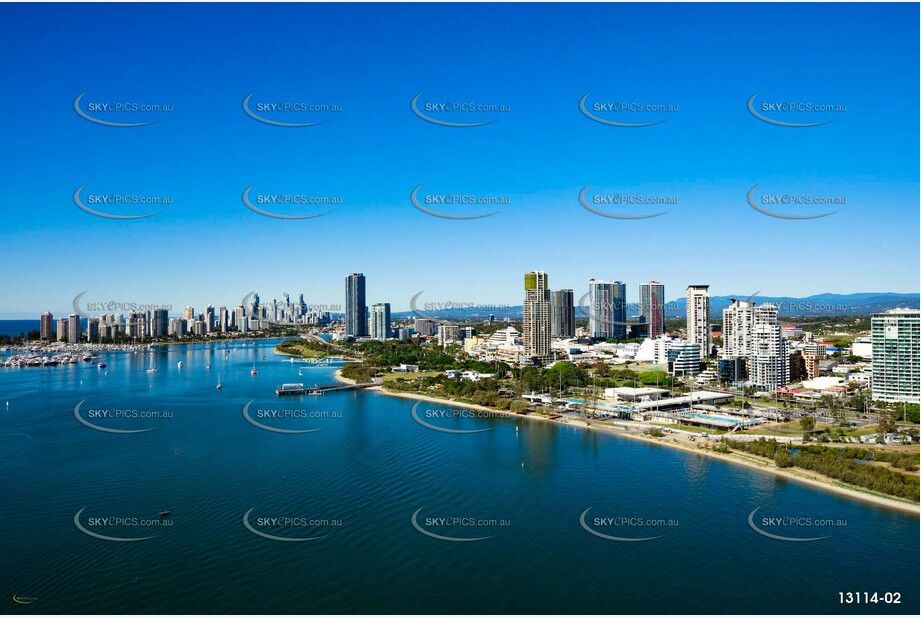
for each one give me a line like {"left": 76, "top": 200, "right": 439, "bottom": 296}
{"left": 749, "top": 303, "right": 789, "bottom": 391}
{"left": 686, "top": 285, "right": 710, "bottom": 357}
{"left": 722, "top": 298, "right": 753, "bottom": 358}
{"left": 871, "top": 309, "right": 920, "bottom": 403}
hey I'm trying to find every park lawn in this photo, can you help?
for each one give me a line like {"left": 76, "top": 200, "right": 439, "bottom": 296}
{"left": 381, "top": 371, "right": 444, "bottom": 383}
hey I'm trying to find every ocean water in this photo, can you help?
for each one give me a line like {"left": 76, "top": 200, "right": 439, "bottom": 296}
{"left": 0, "top": 319, "right": 40, "bottom": 338}
{"left": 0, "top": 339, "right": 917, "bottom": 614}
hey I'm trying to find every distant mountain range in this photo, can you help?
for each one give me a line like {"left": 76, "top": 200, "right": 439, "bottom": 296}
{"left": 391, "top": 292, "right": 919, "bottom": 321}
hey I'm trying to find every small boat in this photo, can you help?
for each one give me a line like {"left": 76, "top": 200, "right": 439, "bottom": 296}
{"left": 159, "top": 511, "right": 170, "bottom": 517}
{"left": 251, "top": 361, "right": 258, "bottom": 375}
{"left": 216, "top": 375, "right": 222, "bottom": 390}
{"left": 97, "top": 362, "right": 106, "bottom": 369}
{"left": 146, "top": 367, "right": 158, "bottom": 373}
{"left": 206, "top": 364, "right": 211, "bottom": 369}
{"left": 177, "top": 361, "right": 184, "bottom": 368}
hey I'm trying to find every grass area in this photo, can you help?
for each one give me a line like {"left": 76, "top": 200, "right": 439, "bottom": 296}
{"left": 275, "top": 340, "right": 330, "bottom": 358}
{"left": 381, "top": 371, "right": 444, "bottom": 383}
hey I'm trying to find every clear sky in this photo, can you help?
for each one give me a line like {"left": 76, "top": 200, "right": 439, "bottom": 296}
{"left": 1, "top": 2, "right": 918, "bottom": 317}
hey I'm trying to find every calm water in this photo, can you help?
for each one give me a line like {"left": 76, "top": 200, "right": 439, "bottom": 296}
{"left": 0, "top": 319, "right": 39, "bottom": 338}
{"left": 1, "top": 339, "right": 917, "bottom": 614}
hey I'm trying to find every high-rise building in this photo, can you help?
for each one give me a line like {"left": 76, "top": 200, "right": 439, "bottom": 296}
{"left": 413, "top": 318, "right": 435, "bottom": 337}
{"left": 86, "top": 317, "right": 99, "bottom": 343}
{"left": 638, "top": 281, "right": 665, "bottom": 338}
{"left": 68, "top": 314, "right": 82, "bottom": 344}
{"left": 126, "top": 311, "right": 148, "bottom": 339}
{"left": 588, "top": 279, "right": 626, "bottom": 340}
{"left": 152, "top": 309, "right": 169, "bottom": 338}
{"left": 40, "top": 311, "right": 53, "bottom": 340}
{"left": 722, "top": 298, "right": 754, "bottom": 358}
{"left": 750, "top": 303, "right": 788, "bottom": 391}
{"left": 871, "top": 309, "right": 920, "bottom": 403}
{"left": 182, "top": 306, "right": 195, "bottom": 321}
{"left": 438, "top": 323, "right": 461, "bottom": 347}
{"left": 369, "top": 302, "right": 391, "bottom": 341}
{"left": 523, "top": 271, "right": 551, "bottom": 360}
{"left": 550, "top": 289, "right": 575, "bottom": 338}
{"left": 345, "top": 273, "right": 368, "bottom": 337}
{"left": 56, "top": 318, "right": 68, "bottom": 342}
{"left": 667, "top": 341, "right": 701, "bottom": 376}
{"left": 686, "top": 285, "right": 710, "bottom": 357}
{"left": 204, "top": 305, "right": 215, "bottom": 333}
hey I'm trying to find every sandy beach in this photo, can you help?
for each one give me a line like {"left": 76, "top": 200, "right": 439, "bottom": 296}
{"left": 332, "top": 369, "right": 920, "bottom": 515}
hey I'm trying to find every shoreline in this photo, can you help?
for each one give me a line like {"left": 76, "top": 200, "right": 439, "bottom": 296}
{"left": 333, "top": 370, "right": 919, "bottom": 515}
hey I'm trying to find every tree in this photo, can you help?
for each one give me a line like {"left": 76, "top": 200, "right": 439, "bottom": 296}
{"left": 800, "top": 415, "right": 816, "bottom": 431}
{"left": 774, "top": 449, "right": 794, "bottom": 468}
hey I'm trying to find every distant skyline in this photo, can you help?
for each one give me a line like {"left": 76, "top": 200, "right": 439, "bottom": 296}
{"left": 1, "top": 3, "right": 918, "bottom": 317}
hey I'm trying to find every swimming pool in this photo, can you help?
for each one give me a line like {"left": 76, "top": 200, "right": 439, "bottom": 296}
{"left": 686, "top": 412, "right": 758, "bottom": 426}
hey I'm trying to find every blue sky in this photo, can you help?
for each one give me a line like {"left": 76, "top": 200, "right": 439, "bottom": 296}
{"left": 0, "top": 2, "right": 918, "bottom": 317}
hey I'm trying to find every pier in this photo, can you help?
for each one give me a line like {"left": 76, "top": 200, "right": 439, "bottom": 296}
{"left": 275, "top": 381, "right": 377, "bottom": 396}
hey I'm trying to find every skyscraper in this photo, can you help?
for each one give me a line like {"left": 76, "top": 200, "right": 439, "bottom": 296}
{"left": 369, "top": 302, "right": 391, "bottom": 341}
{"left": 40, "top": 311, "right": 53, "bottom": 340}
{"left": 588, "top": 279, "right": 626, "bottom": 340}
{"left": 686, "top": 285, "right": 710, "bottom": 357}
{"left": 56, "top": 318, "right": 68, "bottom": 342}
{"left": 345, "top": 273, "right": 368, "bottom": 337}
{"left": 871, "top": 309, "right": 920, "bottom": 403}
{"left": 153, "top": 309, "right": 169, "bottom": 338}
{"left": 523, "top": 271, "right": 551, "bottom": 360}
{"left": 750, "top": 303, "right": 788, "bottom": 391}
{"left": 68, "top": 314, "right": 82, "bottom": 344}
{"left": 550, "top": 289, "right": 575, "bottom": 338}
{"left": 722, "top": 298, "right": 754, "bottom": 358}
{"left": 204, "top": 305, "right": 215, "bottom": 333}
{"left": 86, "top": 317, "right": 99, "bottom": 343}
{"left": 413, "top": 318, "right": 435, "bottom": 337}
{"left": 638, "top": 281, "right": 665, "bottom": 338}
